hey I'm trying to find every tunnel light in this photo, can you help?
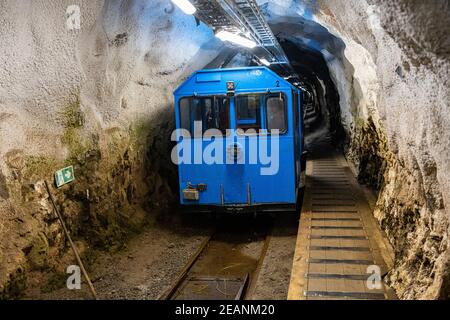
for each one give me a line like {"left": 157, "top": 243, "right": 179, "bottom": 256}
{"left": 259, "top": 58, "right": 271, "bottom": 66}
{"left": 216, "top": 31, "right": 257, "bottom": 49}
{"left": 171, "top": 0, "right": 197, "bottom": 15}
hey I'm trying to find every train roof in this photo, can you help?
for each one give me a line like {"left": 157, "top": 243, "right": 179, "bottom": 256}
{"left": 174, "top": 66, "right": 299, "bottom": 96}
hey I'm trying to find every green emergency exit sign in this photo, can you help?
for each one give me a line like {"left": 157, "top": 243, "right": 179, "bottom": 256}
{"left": 55, "top": 166, "right": 75, "bottom": 188}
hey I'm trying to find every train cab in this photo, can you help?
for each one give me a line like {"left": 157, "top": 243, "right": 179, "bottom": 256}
{"left": 173, "top": 67, "right": 306, "bottom": 213}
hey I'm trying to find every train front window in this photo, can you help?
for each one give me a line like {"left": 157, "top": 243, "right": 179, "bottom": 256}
{"left": 235, "top": 94, "right": 262, "bottom": 131}
{"left": 179, "top": 96, "right": 230, "bottom": 136}
{"left": 266, "top": 93, "right": 287, "bottom": 133}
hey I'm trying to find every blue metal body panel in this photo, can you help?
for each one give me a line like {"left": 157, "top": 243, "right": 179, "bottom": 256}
{"left": 173, "top": 67, "right": 304, "bottom": 211}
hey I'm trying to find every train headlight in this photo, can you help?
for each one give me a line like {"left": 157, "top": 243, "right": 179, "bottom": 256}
{"left": 171, "top": 0, "right": 196, "bottom": 15}
{"left": 215, "top": 31, "right": 257, "bottom": 49}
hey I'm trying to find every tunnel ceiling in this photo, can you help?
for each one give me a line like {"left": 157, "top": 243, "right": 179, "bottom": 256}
{"left": 252, "top": 1, "right": 345, "bottom": 139}
{"left": 219, "top": 0, "right": 450, "bottom": 300}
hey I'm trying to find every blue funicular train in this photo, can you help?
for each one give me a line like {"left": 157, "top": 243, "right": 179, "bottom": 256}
{"left": 173, "top": 66, "right": 306, "bottom": 213}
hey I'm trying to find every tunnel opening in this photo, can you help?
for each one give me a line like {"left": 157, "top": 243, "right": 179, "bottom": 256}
{"left": 280, "top": 38, "right": 345, "bottom": 147}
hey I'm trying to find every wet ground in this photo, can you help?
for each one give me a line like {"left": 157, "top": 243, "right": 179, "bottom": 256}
{"left": 251, "top": 214, "right": 300, "bottom": 299}
{"left": 168, "top": 215, "right": 272, "bottom": 300}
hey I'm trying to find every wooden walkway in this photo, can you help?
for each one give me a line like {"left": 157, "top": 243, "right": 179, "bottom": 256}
{"left": 288, "top": 151, "right": 396, "bottom": 300}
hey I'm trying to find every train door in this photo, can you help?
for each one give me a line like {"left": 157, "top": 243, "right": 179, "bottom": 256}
{"left": 220, "top": 95, "right": 243, "bottom": 205}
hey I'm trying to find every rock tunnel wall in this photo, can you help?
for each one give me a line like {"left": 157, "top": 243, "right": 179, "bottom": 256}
{"left": 0, "top": 0, "right": 449, "bottom": 300}
{"left": 260, "top": 0, "right": 450, "bottom": 299}
{"left": 0, "top": 0, "right": 224, "bottom": 298}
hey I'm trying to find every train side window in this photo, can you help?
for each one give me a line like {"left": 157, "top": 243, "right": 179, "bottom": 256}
{"left": 266, "top": 93, "right": 287, "bottom": 134}
{"left": 236, "top": 94, "right": 262, "bottom": 132}
{"left": 178, "top": 96, "right": 230, "bottom": 137}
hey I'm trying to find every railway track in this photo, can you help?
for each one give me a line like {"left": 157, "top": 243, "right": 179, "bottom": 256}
{"left": 158, "top": 218, "right": 272, "bottom": 300}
